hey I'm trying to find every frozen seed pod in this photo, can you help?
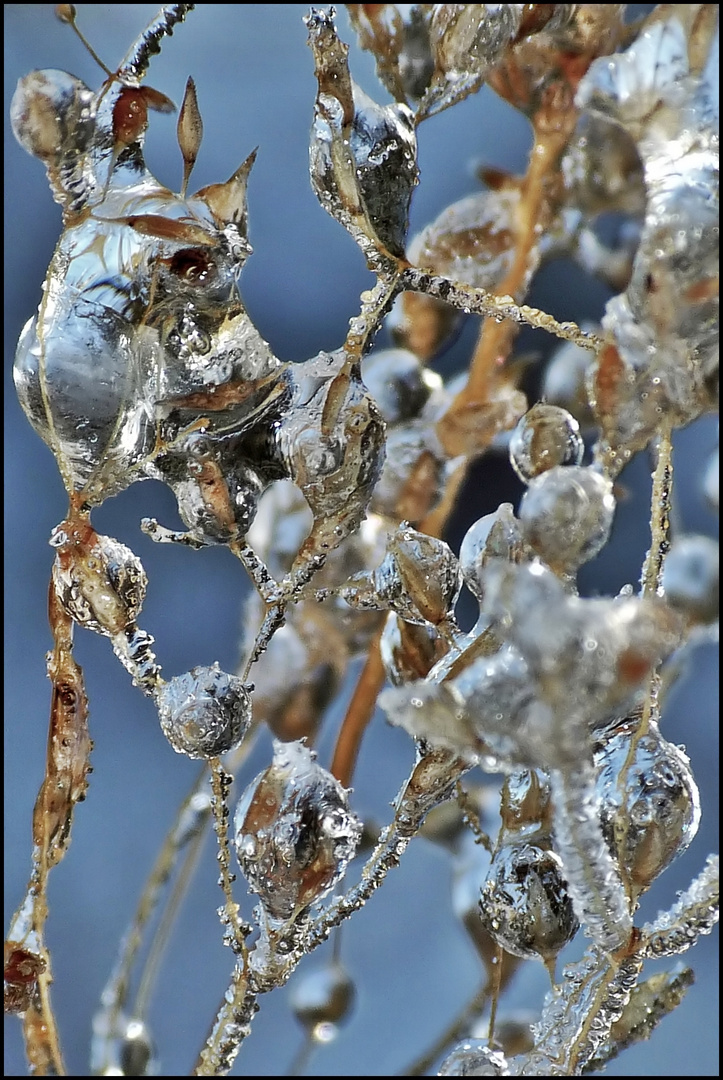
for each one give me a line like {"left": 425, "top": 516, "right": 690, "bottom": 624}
{"left": 91, "top": 1009, "right": 158, "bottom": 1077}
{"left": 361, "top": 348, "right": 438, "bottom": 424}
{"left": 508, "top": 404, "right": 584, "bottom": 484}
{"left": 51, "top": 524, "right": 147, "bottom": 636}
{"left": 234, "top": 740, "right": 362, "bottom": 924}
{"left": 380, "top": 612, "right": 447, "bottom": 687}
{"left": 458, "top": 504, "right": 526, "bottom": 602}
{"left": 376, "top": 525, "right": 462, "bottom": 626}
{"left": 540, "top": 333, "right": 598, "bottom": 430}
{"left": 289, "top": 959, "right": 355, "bottom": 1040}
{"left": 594, "top": 721, "right": 701, "bottom": 897}
{"left": 371, "top": 423, "right": 445, "bottom": 523}
{"left": 342, "top": 525, "right": 461, "bottom": 626}
{"left": 156, "top": 664, "right": 251, "bottom": 759}
{"left": 519, "top": 465, "right": 615, "bottom": 572}
{"left": 661, "top": 534, "right": 719, "bottom": 625}
{"left": 438, "top": 1039, "right": 510, "bottom": 1076}
{"left": 306, "top": 7, "right": 418, "bottom": 262}
{"left": 479, "top": 841, "right": 579, "bottom": 963}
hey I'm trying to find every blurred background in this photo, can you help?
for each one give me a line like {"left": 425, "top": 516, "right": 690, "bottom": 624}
{"left": 4, "top": 5, "right": 718, "bottom": 1076}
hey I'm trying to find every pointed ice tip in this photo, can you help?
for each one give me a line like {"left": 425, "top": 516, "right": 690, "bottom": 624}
{"left": 194, "top": 148, "right": 258, "bottom": 228}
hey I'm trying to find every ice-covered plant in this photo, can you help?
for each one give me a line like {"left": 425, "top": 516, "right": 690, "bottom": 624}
{"left": 4, "top": 4, "right": 718, "bottom": 1076}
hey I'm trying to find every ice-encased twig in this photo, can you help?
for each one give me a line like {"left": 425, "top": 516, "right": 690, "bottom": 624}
{"left": 643, "top": 853, "right": 720, "bottom": 957}
{"left": 510, "top": 943, "right": 644, "bottom": 1075}
{"left": 582, "top": 965, "right": 695, "bottom": 1073}
{"left": 549, "top": 762, "right": 633, "bottom": 954}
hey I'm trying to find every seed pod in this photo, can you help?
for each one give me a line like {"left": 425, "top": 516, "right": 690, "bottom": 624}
{"left": 234, "top": 740, "right": 361, "bottom": 924}
{"left": 156, "top": 664, "right": 251, "bottom": 759}
{"left": 508, "top": 403, "right": 584, "bottom": 484}
{"left": 518, "top": 465, "right": 615, "bottom": 572}
{"left": 479, "top": 839, "right": 579, "bottom": 963}
{"left": 289, "top": 959, "right": 355, "bottom": 1037}
{"left": 594, "top": 720, "right": 701, "bottom": 897}
{"left": 51, "top": 524, "right": 147, "bottom": 636}
{"left": 376, "top": 525, "right": 462, "bottom": 626}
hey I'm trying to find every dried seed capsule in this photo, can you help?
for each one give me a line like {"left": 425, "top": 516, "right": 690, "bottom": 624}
{"left": 660, "top": 534, "right": 719, "bottom": 625}
{"left": 479, "top": 840, "right": 579, "bottom": 963}
{"left": 438, "top": 1039, "right": 510, "bottom": 1076}
{"left": 289, "top": 959, "right": 355, "bottom": 1038}
{"left": 594, "top": 720, "right": 701, "bottom": 897}
{"left": 518, "top": 465, "right": 615, "bottom": 572}
{"left": 508, "top": 403, "right": 584, "bottom": 484}
{"left": 156, "top": 664, "right": 251, "bottom": 759}
{"left": 51, "top": 525, "right": 147, "bottom": 635}
{"left": 4, "top": 945, "right": 46, "bottom": 1014}
{"left": 234, "top": 740, "right": 361, "bottom": 925}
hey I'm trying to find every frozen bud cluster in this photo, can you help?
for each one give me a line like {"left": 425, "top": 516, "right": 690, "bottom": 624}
{"left": 594, "top": 720, "right": 701, "bottom": 898}
{"left": 518, "top": 466, "right": 615, "bottom": 572}
{"left": 156, "top": 663, "right": 251, "bottom": 759}
{"left": 508, "top": 404, "right": 584, "bottom": 484}
{"left": 577, "top": 11, "right": 719, "bottom": 471}
{"left": 234, "top": 740, "right": 362, "bottom": 924}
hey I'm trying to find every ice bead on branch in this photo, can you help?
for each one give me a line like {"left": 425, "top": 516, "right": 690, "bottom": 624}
{"left": 643, "top": 854, "right": 720, "bottom": 957}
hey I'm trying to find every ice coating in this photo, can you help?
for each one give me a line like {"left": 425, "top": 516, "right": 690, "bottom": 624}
{"left": 11, "top": 63, "right": 281, "bottom": 506}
